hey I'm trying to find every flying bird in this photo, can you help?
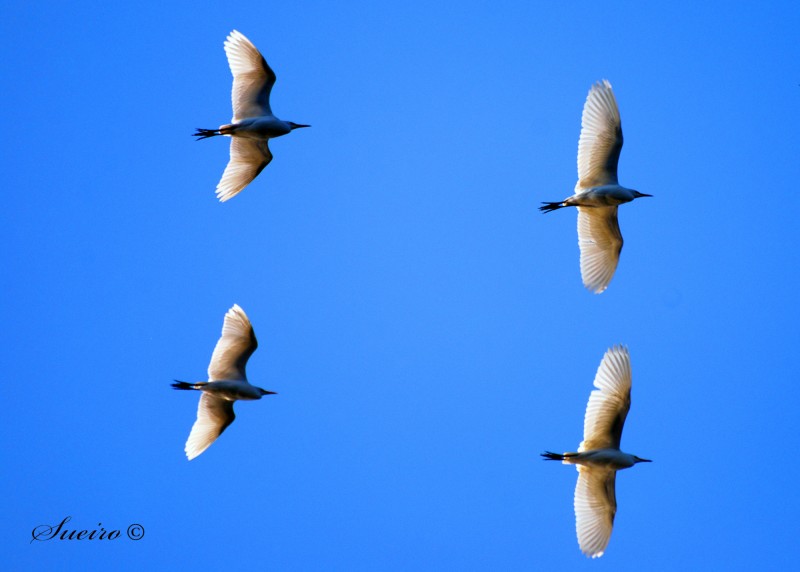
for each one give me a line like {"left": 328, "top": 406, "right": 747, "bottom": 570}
{"left": 172, "top": 304, "right": 276, "bottom": 460}
{"left": 541, "top": 345, "right": 651, "bottom": 558}
{"left": 195, "top": 30, "right": 310, "bottom": 202}
{"left": 540, "top": 80, "right": 651, "bottom": 293}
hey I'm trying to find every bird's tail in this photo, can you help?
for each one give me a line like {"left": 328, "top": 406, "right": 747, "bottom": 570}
{"left": 193, "top": 128, "right": 221, "bottom": 140}
{"left": 539, "top": 201, "right": 566, "bottom": 213}
{"left": 171, "top": 380, "right": 206, "bottom": 390}
{"left": 541, "top": 451, "right": 576, "bottom": 461}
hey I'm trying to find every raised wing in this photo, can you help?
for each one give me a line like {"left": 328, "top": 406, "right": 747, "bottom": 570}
{"left": 207, "top": 304, "right": 258, "bottom": 381}
{"left": 215, "top": 137, "right": 272, "bottom": 202}
{"left": 574, "top": 466, "right": 617, "bottom": 558}
{"left": 224, "top": 30, "right": 275, "bottom": 122}
{"left": 580, "top": 346, "right": 632, "bottom": 451}
{"left": 577, "top": 206, "right": 623, "bottom": 294}
{"left": 185, "top": 394, "right": 235, "bottom": 460}
{"left": 576, "top": 80, "right": 623, "bottom": 190}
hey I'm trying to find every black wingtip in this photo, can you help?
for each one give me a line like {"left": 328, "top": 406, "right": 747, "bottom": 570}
{"left": 541, "top": 451, "right": 565, "bottom": 461}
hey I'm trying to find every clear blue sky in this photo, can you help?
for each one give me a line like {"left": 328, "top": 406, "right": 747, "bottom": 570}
{"left": 2, "top": 1, "right": 799, "bottom": 569}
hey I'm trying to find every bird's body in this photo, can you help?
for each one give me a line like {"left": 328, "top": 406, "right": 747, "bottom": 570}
{"left": 542, "top": 448, "right": 641, "bottom": 470}
{"left": 542, "top": 185, "right": 642, "bottom": 210}
{"left": 195, "top": 30, "right": 309, "bottom": 202}
{"left": 197, "top": 116, "right": 294, "bottom": 141}
{"left": 172, "top": 304, "right": 275, "bottom": 460}
{"left": 172, "top": 379, "right": 267, "bottom": 402}
{"left": 542, "top": 346, "right": 650, "bottom": 558}
{"left": 540, "top": 80, "right": 650, "bottom": 293}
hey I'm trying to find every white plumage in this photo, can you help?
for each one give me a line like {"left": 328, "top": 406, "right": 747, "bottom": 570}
{"left": 540, "top": 81, "right": 651, "bottom": 293}
{"left": 172, "top": 304, "right": 276, "bottom": 460}
{"left": 226, "top": 30, "right": 275, "bottom": 121}
{"left": 542, "top": 346, "right": 650, "bottom": 558}
{"left": 195, "top": 30, "right": 309, "bottom": 202}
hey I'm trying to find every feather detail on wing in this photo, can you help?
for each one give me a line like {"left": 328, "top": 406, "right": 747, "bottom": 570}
{"left": 576, "top": 80, "right": 623, "bottom": 190}
{"left": 574, "top": 466, "right": 617, "bottom": 558}
{"left": 215, "top": 138, "right": 272, "bottom": 202}
{"left": 225, "top": 30, "right": 275, "bottom": 121}
{"left": 185, "top": 394, "right": 236, "bottom": 460}
{"left": 207, "top": 304, "right": 258, "bottom": 381}
{"left": 577, "top": 206, "right": 623, "bottom": 294}
{"left": 580, "top": 346, "right": 632, "bottom": 451}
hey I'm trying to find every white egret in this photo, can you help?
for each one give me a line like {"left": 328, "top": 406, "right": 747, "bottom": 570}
{"left": 195, "top": 30, "right": 309, "bottom": 202}
{"left": 172, "top": 304, "right": 275, "bottom": 460}
{"left": 540, "top": 80, "right": 651, "bottom": 293}
{"left": 542, "top": 345, "right": 650, "bottom": 558}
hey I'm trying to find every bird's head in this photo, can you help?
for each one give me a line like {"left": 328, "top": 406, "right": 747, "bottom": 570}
{"left": 633, "top": 455, "right": 652, "bottom": 463}
{"left": 632, "top": 191, "right": 653, "bottom": 198}
{"left": 288, "top": 122, "right": 311, "bottom": 130}
{"left": 260, "top": 389, "right": 277, "bottom": 396}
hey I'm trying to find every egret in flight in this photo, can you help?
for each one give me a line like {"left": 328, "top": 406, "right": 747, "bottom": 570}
{"left": 540, "top": 80, "right": 650, "bottom": 293}
{"left": 541, "top": 345, "right": 651, "bottom": 558}
{"left": 172, "top": 304, "right": 275, "bottom": 460}
{"left": 195, "top": 30, "right": 310, "bottom": 202}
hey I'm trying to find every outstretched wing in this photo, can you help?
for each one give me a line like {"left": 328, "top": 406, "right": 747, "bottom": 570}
{"left": 580, "top": 345, "right": 632, "bottom": 451}
{"left": 577, "top": 206, "right": 623, "bottom": 294}
{"left": 185, "top": 394, "right": 236, "bottom": 460}
{"left": 576, "top": 80, "right": 623, "bottom": 190}
{"left": 225, "top": 29, "right": 275, "bottom": 122}
{"left": 574, "top": 466, "right": 617, "bottom": 558}
{"left": 215, "top": 138, "right": 272, "bottom": 202}
{"left": 207, "top": 304, "right": 258, "bottom": 381}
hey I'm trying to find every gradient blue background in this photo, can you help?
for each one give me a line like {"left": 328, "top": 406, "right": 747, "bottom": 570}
{"left": 2, "top": 1, "right": 799, "bottom": 569}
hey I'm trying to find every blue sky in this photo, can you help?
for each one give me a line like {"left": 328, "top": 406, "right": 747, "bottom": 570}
{"left": 2, "top": 1, "right": 799, "bottom": 569}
